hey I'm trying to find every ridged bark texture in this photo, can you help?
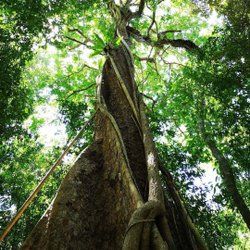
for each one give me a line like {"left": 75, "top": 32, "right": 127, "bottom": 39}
{"left": 22, "top": 44, "right": 207, "bottom": 250}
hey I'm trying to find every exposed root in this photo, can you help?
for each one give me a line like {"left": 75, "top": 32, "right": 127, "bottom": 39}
{"left": 123, "top": 200, "right": 176, "bottom": 250}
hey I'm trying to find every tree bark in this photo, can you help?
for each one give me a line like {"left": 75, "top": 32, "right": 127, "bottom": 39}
{"left": 21, "top": 42, "right": 207, "bottom": 249}
{"left": 22, "top": 1, "right": 207, "bottom": 245}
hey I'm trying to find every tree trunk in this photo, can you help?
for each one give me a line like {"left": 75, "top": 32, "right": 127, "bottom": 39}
{"left": 199, "top": 96, "right": 250, "bottom": 229}
{"left": 205, "top": 139, "right": 250, "bottom": 229}
{"left": 22, "top": 43, "right": 207, "bottom": 249}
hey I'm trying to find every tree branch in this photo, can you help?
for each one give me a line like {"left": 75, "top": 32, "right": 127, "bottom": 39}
{"left": 155, "top": 38, "right": 198, "bottom": 50}
{"left": 140, "top": 92, "right": 157, "bottom": 111}
{"left": 146, "top": 5, "right": 157, "bottom": 36}
{"left": 64, "top": 35, "right": 93, "bottom": 50}
{"left": 129, "top": 0, "right": 145, "bottom": 19}
{"left": 158, "top": 30, "right": 182, "bottom": 37}
{"left": 136, "top": 56, "right": 155, "bottom": 63}
{"left": 68, "top": 28, "right": 85, "bottom": 37}
{"left": 159, "top": 54, "right": 185, "bottom": 67}
{"left": 66, "top": 83, "right": 95, "bottom": 100}
{"left": 63, "top": 64, "right": 98, "bottom": 80}
{"left": 64, "top": 35, "right": 85, "bottom": 45}
{"left": 136, "top": 0, "right": 146, "bottom": 17}
{"left": 127, "top": 26, "right": 199, "bottom": 51}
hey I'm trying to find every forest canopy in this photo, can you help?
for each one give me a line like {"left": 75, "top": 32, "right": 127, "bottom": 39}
{"left": 0, "top": 0, "right": 249, "bottom": 249}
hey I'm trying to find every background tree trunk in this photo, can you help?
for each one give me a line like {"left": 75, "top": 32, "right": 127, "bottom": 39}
{"left": 199, "top": 99, "right": 250, "bottom": 229}
{"left": 22, "top": 45, "right": 206, "bottom": 250}
{"left": 205, "top": 139, "right": 250, "bottom": 229}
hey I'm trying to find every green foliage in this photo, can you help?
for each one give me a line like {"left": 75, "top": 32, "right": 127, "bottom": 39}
{"left": 0, "top": 132, "right": 66, "bottom": 248}
{"left": 0, "top": 0, "right": 54, "bottom": 139}
{"left": 0, "top": 0, "right": 249, "bottom": 248}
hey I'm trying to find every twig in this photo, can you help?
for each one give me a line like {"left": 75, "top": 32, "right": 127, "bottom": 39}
{"left": 66, "top": 83, "right": 95, "bottom": 99}
{"left": 68, "top": 28, "right": 85, "bottom": 37}
{"left": 64, "top": 35, "right": 93, "bottom": 50}
{"left": 140, "top": 92, "right": 157, "bottom": 111}
{"left": 147, "top": 6, "right": 156, "bottom": 36}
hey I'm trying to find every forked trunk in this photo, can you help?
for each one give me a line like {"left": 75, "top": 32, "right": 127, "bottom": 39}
{"left": 22, "top": 44, "right": 207, "bottom": 249}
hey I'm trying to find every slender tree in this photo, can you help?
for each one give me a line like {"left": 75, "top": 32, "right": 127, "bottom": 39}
{"left": 198, "top": 98, "right": 250, "bottom": 229}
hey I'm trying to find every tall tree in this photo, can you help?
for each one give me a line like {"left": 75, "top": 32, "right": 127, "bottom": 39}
{"left": 21, "top": 1, "right": 207, "bottom": 249}
{"left": 1, "top": 0, "right": 248, "bottom": 249}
